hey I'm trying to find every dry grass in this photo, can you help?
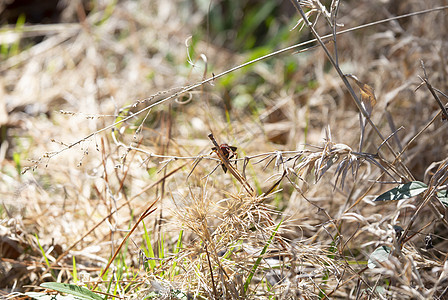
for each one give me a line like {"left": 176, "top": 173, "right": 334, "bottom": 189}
{"left": 1, "top": 0, "right": 448, "bottom": 299}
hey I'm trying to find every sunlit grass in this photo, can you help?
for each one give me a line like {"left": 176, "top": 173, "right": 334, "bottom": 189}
{"left": 1, "top": 1, "right": 448, "bottom": 299}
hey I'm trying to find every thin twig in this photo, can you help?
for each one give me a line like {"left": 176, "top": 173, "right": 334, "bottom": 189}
{"left": 43, "top": 163, "right": 186, "bottom": 277}
{"left": 24, "top": 5, "right": 448, "bottom": 173}
{"left": 96, "top": 200, "right": 158, "bottom": 283}
{"left": 292, "top": 0, "right": 415, "bottom": 181}
{"left": 418, "top": 61, "right": 448, "bottom": 120}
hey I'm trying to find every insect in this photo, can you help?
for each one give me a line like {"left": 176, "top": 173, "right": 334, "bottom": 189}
{"left": 211, "top": 143, "right": 238, "bottom": 173}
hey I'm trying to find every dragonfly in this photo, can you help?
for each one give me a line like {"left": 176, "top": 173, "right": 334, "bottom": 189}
{"left": 208, "top": 133, "right": 255, "bottom": 196}
{"left": 211, "top": 143, "right": 238, "bottom": 173}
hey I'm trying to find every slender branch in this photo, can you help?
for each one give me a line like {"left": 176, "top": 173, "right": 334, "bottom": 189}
{"left": 43, "top": 163, "right": 186, "bottom": 278}
{"left": 292, "top": 0, "right": 414, "bottom": 181}
{"left": 418, "top": 61, "right": 448, "bottom": 120}
{"left": 97, "top": 201, "right": 158, "bottom": 281}
{"left": 26, "top": 5, "right": 448, "bottom": 172}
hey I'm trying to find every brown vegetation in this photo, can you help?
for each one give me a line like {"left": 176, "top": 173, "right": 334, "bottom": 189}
{"left": 1, "top": 0, "right": 448, "bottom": 299}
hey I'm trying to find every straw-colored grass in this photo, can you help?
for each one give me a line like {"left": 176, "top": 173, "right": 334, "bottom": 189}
{"left": 1, "top": 0, "right": 448, "bottom": 299}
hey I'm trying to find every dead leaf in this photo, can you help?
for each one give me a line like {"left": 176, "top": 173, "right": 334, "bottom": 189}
{"left": 346, "top": 74, "right": 377, "bottom": 116}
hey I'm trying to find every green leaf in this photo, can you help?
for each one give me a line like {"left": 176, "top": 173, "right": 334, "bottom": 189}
{"left": 374, "top": 181, "right": 427, "bottom": 202}
{"left": 368, "top": 246, "right": 391, "bottom": 269}
{"left": 436, "top": 190, "right": 448, "bottom": 207}
{"left": 40, "top": 283, "right": 103, "bottom": 300}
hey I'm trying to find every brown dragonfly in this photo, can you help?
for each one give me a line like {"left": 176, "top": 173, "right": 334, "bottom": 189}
{"left": 211, "top": 143, "right": 238, "bottom": 173}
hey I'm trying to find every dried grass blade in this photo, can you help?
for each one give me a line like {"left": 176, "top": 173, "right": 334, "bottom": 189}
{"left": 96, "top": 200, "right": 158, "bottom": 284}
{"left": 261, "top": 170, "right": 287, "bottom": 198}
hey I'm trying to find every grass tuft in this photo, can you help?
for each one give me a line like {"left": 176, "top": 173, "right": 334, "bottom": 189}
{"left": 2, "top": 0, "right": 448, "bottom": 299}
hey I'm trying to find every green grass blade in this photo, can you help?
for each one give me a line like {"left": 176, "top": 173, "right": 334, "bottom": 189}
{"left": 105, "top": 277, "right": 113, "bottom": 300}
{"left": 35, "top": 234, "right": 50, "bottom": 268}
{"left": 158, "top": 232, "right": 165, "bottom": 260}
{"left": 72, "top": 256, "right": 78, "bottom": 283}
{"left": 142, "top": 220, "right": 156, "bottom": 270}
{"left": 13, "top": 152, "right": 21, "bottom": 176}
{"left": 171, "top": 229, "right": 184, "bottom": 279}
{"left": 244, "top": 219, "right": 283, "bottom": 293}
{"left": 6, "top": 13, "right": 26, "bottom": 57}
{"left": 35, "top": 234, "right": 55, "bottom": 279}
{"left": 174, "top": 229, "right": 183, "bottom": 254}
